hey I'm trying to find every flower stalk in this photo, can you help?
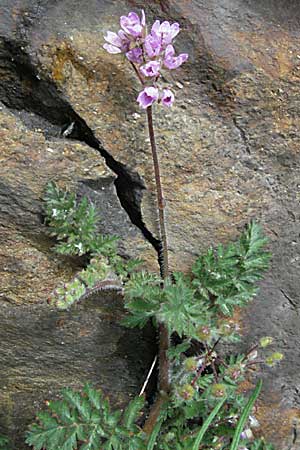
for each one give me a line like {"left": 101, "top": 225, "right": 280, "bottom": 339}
{"left": 103, "top": 9, "right": 189, "bottom": 434}
{"left": 146, "top": 105, "right": 169, "bottom": 279}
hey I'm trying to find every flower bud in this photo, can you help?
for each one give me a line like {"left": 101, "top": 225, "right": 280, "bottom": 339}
{"left": 240, "top": 428, "right": 253, "bottom": 440}
{"left": 184, "top": 357, "right": 198, "bottom": 372}
{"left": 218, "top": 319, "right": 239, "bottom": 336}
{"left": 177, "top": 384, "right": 195, "bottom": 400}
{"left": 195, "top": 325, "right": 211, "bottom": 341}
{"left": 165, "top": 431, "right": 176, "bottom": 442}
{"left": 266, "top": 352, "right": 283, "bottom": 367}
{"left": 211, "top": 383, "right": 227, "bottom": 398}
{"left": 225, "top": 365, "right": 241, "bottom": 380}
{"left": 259, "top": 336, "right": 274, "bottom": 348}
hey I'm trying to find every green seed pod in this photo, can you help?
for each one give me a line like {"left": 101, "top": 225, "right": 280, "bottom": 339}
{"left": 218, "top": 320, "right": 237, "bottom": 336}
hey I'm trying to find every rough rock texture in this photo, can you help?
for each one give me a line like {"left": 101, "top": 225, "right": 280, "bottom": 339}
{"left": 1, "top": 0, "right": 300, "bottom": 448}
{"left": 0, "top": 295, "right": 155, "bottom": 449}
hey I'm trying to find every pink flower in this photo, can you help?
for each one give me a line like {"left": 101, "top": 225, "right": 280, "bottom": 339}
{"left": 103, "top": 30, "right": 130, "bottom": 54}
{"left": 164, "top": 44, "right": 188, "bottom": 69}
{"left": 103, "top": 11, "right": 188, "bottom": 111}
{"left": 161, "top": 89, "right": 175, "bottom": 107}
{"left": 137, "top": 87, "right": 159, "bottom": 109}
{"left": 120, "top": 10, "right": 146, "bottom": 38}
{"left": 140, "top": 61, "right": 161, "bottom": 78}
{"left": 144, "top": 34, "right": 162, "bottom": 58}
{"left": 126, "top": 47, "right": 143, "bottom": 63}
{"left": 151, "top": 20, "right": 180, "bottom": 47}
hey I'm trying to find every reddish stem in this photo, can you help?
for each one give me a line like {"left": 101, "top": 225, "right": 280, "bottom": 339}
{"left": 130, "top": 60, "right": 171, "bottom": 433}
{"left": 191, "top": 361, "right": 207, "bottom": 387}
{"left": 146, "top": 106, "right": 169, "bottom": 279}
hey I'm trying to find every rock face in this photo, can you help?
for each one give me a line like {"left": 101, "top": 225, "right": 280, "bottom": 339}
{"left": 0, "top": 0, "right": 300, "bottom": 448}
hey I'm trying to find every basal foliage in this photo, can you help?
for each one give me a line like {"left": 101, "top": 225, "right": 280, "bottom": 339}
{"left": 26, "top": 385, "right": 145, "bottom": 450}
{"left": 123, "top": 222, "right": 271, "bottom": 340}
{"left": 24, "top": 184, "right": 279, "bottom": 449}
{"left": 44, "top": 181, "right": 118, "bottom": 257}
{"left": 44, "top": 182, "right": 141, "bottom": 310}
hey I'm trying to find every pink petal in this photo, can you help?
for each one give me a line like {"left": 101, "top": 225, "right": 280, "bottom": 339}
{"left": 141, "top": 10, "right": 146, "bottom": 27}
{"left": 159, "top": 21, "right": 171, "bottom": 34}
{"left": 127, "top": 12, "right": 140, "bottom": 22}
{"left": 126, "top": 47, "right": 143, "bottom": 63}
{"left": 104, "top": 31, "right": 122, "bottom": 47}
{"left": 165, "top": 44, "right": 175, "bottom": 58}
{"left": 151, "top": 20, "right": 161, "bottom": 35}
{"left": 179, "top": 53, "right": 189, "bottom": 63}
{"left": 161, "top": 89, "right": 175, "bottom": 107}
{"left": 103, "top": 43, "right": 122, "bottom": 54}
{"left": 140, "top": 61, "right": 160, "bottom": 77}
{"left": 137, "top": 87, "right": 159, "bottom": 109}
{"left": 170, "top": 23, "right": 180, "bottom": 39}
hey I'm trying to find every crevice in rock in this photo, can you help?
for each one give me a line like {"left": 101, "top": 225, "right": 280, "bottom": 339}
{"left": 0, "top": 37, "right": 161, "bottom": 260}
{"left": 280, "top": 288, "right": 298, "bottom": 311}
{"left": 232, "top": 117, "right": 251, "bottom": 154}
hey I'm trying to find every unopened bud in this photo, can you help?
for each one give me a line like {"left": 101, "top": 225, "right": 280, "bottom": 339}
{"left": 177, "top": 384, "right": 195, "bottom": 400}
{"left": 184, "top": 357, "right": 198, "bottom": 372}
{"left": 240, "top": 428, "right": 253, "bottom": 440}
{"left": 211, "top": 383, "right": 227, "bottom": 398}
{"left": 266, "top": 352, "right": 283, "bottom": 367}
{"left": 259, "top": 336, "right": 274, "bottom": 348}
{"left": 195, "top": 325, "right": 211, "bottom": 341}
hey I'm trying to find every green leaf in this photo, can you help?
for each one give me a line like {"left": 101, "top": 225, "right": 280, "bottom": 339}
{"left": 167, "top": 341, "right": 190, "bottom": 360}
{"left": 230, "top": 379, "right": 263, "bottom": 450}
{"left": 122, "top": 396, "right": 144, "bottom": 429}
{"left": 43, "top": 182, "right": 118, "bottom": 258}
{"left": 0, "top": 435, "right": 10, "bottom": 450}
{"left": 191, "top": 222, "right": 270, "bottom": 328}
{"left": 191, "top": 396, "right": 227, "bottom": 450}
{"left": 147, "top": 418, "right": 163, "bottom": 450}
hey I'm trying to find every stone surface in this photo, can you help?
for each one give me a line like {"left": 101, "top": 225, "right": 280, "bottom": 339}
{"left": 0, "top": 294, "right": 155, "bottom": 449}
{"left": 1, "top": 0, "right": 300, "bottom": 448}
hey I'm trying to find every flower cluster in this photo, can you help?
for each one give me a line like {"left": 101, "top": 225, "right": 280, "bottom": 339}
{"left": 103, "top": 10, "right": 188, "bottom": 108}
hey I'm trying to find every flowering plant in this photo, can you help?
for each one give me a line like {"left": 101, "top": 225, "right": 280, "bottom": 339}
{"left": 25, "top": 9, "right": 279, "bottom": 450}
{"left": 104, "top": 10, "right": 188, "bottom": 108}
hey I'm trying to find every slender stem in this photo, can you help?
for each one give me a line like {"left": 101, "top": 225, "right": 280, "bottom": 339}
{"left": 143, "top": 105, "right": 171, "bottom": 436}
{"left": 146, "top": 107, "right": 170, "bottom": 397}
{"left": 130, "top": 62, "right": 169, "bottom": 278}
{"left": 191, "top": 360, "right": 207, "bottom": 387}
{"left": 211, "top": 360, "right": 219, "bottom": 382}
{"left": 130, "top": 61, "right": 171, "bottom": 432}
{"left": 146, "top": 105, "right": 169, "bottom": 279}
{"left": 130, "top": 61, "right": 145, "bottom": 85}
{"left": 245, "top": 360, "right": 264, "bottom": 366}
